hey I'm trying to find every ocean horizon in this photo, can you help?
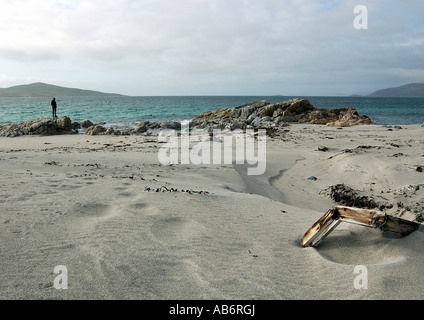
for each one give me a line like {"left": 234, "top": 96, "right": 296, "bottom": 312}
{"left": 1, "top": 95, "right": 423, "bottom": 128}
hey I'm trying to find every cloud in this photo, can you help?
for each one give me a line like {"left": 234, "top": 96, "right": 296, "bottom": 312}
{"left": 0, "top": 73, "right": 38, "bottom": 88}
{"left": 0, "top": 0, "right": 423, "bottom": 95}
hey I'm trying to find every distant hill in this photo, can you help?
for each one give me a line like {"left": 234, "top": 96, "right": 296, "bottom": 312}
{"left": 368, "top": 83, "right": 424, "bottom": 97}
{"left": 0, "top": 82, "right": 124, "bottom": 97}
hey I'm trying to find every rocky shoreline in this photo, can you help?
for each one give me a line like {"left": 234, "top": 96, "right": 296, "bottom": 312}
{"left": 0, "top": 98, "right": 373, "bottom": 137}
{"left": 0, "top": 116, "right": 75, "bottom": 137}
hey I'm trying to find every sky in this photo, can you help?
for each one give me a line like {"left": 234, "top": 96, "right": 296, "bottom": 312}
{"left": 0, "top": 0, "right": 423, "bottom": 96}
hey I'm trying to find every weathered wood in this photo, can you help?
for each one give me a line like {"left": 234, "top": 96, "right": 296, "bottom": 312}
{"left": 381, "top": 215, "right": 419, "bottom": 235}
{"left": 301, "top": 209, "right": 340, "bottom": 248}
{"left": 302, "top": 206, "right": 421, "bottom": 248}
{"left": 334, "top": 206, "right": 386, "bottom": 227}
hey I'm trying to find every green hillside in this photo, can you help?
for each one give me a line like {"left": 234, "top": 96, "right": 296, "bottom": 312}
{"left": 0, "top": 82, "right": 124, "bottom": 97}
{"left": 368, "top": 83, "right": 424, "bottom": 97}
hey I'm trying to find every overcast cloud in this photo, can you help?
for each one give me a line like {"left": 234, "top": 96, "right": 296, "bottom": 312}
{"left": 0, "top": 0, "right": 423, "bottom": 95}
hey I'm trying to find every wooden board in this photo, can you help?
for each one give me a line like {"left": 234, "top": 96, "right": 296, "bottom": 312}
{"left": 302, "top": 206, "right": 420, "bottom": 248}
{"left": 302, "top": 209, "right": 340, "bottom": 248}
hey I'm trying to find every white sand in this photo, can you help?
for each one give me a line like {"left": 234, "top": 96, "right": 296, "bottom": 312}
{"left": 0, "top": 124, "right": 423, "bottom": 299}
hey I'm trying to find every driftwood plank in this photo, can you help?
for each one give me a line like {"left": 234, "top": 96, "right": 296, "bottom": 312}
{"left": 302, "top": 209, "right": 340, "bottom": 248}
{"left": 302, "top": 206, "right": 421, "bottom": 248}
{"left": 334, "top": 206, "right": 386, "bottom": 227}
{"left": 381, "top": 215, "right": 419, "bottom": 235}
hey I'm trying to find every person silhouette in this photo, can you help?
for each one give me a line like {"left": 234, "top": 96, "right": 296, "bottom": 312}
{"left": 51, "top": 97, "right": 57, "bottom": 118}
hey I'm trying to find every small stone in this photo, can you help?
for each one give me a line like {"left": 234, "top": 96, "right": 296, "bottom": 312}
{"left": 308, "top": 176, "right": 318, "bottom": 181}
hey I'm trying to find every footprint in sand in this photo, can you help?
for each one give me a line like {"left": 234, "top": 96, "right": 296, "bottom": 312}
{"left": 150, "top": 217, "right": 206, "bottom": 246}
{"left": 118, "top": 192, "right": 135, "bottom": 197}
{"left": 129, "top": 202, "right": 149, "bottom": 210}
{"left": 124, "top": 192, "right": 160, "bottom": 215}
{"left": 72, "top": 203, "right": 112, "bottom": 218}
{"left": 127, "top": 201, "right": 160, "bottom": 216}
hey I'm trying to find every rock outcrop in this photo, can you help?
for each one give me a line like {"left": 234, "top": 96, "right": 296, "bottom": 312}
{"left": 190, "top": 98, "right": 372, "bottom": 130}
{"left": 0, "top": 116, "right": 74, "bottom": 137}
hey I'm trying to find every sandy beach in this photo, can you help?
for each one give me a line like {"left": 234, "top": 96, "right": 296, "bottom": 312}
{"left": 1, "top": 123, "right": 424, "bottom": 300}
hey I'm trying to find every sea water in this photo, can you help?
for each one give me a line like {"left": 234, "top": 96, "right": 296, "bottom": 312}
{"left": 0, "top": 96, "right": 423, "bottom": 128}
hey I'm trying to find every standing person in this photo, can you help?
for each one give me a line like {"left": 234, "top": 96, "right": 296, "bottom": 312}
{"left": 51, "top": 97, "right": 57, "bottom": 118}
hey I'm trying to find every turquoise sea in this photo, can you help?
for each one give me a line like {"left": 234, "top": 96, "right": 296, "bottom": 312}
{"left": 0, "top": 96, "right": 423, "bottom": 128}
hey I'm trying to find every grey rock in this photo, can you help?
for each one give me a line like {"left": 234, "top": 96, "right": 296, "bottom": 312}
{"left": 0, "top": 116, "right": 73, "bottom": 137}
{"left": 274, "top": 116, "right": 283, "bottom": 125}
{"left": 80, "top": 119, "right": 94, "bottom": 128}
{"left": 105, "top": 127, "right": 115, "bottom": 135}
{"left": 251, "top": 117, "right": 262, "bottom": 127}
{"left": 86, "top": 124, "right": 106, "bottom": 135}
{"left": 246, "top": 111, "right": 258, "bottom": 124}
{"left": 136, "top": 122, "right": 150, "bottom": 133}
{"left": 71, "top": 121, "right": 81, "bottom": 130}
{"left": 231, "top": 120, "right": 246, "bottom": 130}
{"left": 161, "top": 120, "right": 181, "bottom": 130}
